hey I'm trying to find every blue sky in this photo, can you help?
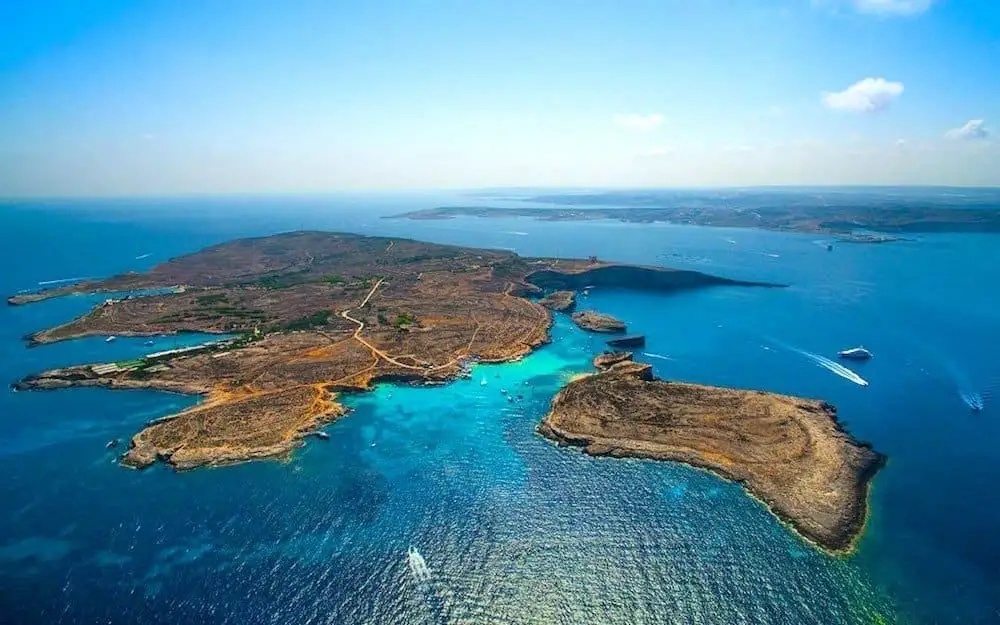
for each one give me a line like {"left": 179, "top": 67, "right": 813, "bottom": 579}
{"left": 1, "top": 0, "right": 998, "bottom": 196}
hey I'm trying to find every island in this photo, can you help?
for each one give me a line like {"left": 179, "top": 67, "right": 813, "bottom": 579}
{"left": 571, "top": 311, "right": 626, "bottom": 333}
{"left": 537, "top": 355, "right": 885, "bottom": 553}
{"left": 592, "top": 351, "right": 633, "bottom": 369}
{"left": 11, "top": 231, "right": 773, "bottom": 470}
{"left": 538, "top": 290, "right": 576, "bottom": 312}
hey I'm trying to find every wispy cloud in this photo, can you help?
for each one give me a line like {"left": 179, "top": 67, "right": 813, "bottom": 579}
{"left": 850, "top": 0, "right": 934, "bottom": 15}
{"left": 816, "top": 0, "right": 935, "bottom": 15}
{"left": 945, "top": 119, "right": 990, "bottom": 141}
{"left": 822, "top": 77, "right": 904, "bottom": 113}
{"left": 637, "top": 146, "right": 674, "bottom": 158}
{"left": 613, "top": 113, "right": 664, "bottom": 131}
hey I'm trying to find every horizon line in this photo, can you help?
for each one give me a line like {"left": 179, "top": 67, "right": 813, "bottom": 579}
{"left": 3, "top": 183, "right": 1000, "bottom": 203}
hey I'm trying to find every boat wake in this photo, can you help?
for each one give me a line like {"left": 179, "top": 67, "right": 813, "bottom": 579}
{"left": 941, "top": 358, "right": 986, "bottom": 412}
{"left": 37, "top": 276, "right": 89, "bottom": 286}
{"left": 642, "top": 352, "right": 672, "bottom": 361}
{"left": 959, "top": 391, "right": 984, "bottom": 412}
{"left": 772, "top": 341, "right": 869, "bottom": 386}
{"left": 503, "top": 231, "right": 529, "bottom": 236}
{"left": 135, "top": 253, "right": 151, "bottom": 260}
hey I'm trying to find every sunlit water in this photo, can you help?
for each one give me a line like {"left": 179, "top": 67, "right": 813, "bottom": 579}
{"left": 1, "top": 196, "right": 998, "bottom": 624}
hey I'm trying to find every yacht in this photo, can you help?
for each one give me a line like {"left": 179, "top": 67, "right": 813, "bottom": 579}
{"left": 838, "top": 346, "right": 872, "bottom": 360}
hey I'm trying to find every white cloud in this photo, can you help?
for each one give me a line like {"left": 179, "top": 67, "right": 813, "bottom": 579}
{"left": 613, "top": 113, "right": 664, "bottom": 131}
{"left": 822, "top": 77, "right": 904, "bottom": 113}
{"left": 945, "top": 119, "right": 990, "bottom": 141}
{"left": 638, "top": 146, "right": 674, "bottom": 157}
{"left": 849, "top": 0, "right": 934, "bottom": 15}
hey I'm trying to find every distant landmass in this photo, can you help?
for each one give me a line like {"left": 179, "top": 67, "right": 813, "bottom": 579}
{"left": 389, "top": 188, "right": 1000, "bottom": 234}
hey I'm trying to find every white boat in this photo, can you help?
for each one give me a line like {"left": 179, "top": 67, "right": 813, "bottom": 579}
{"left": 105, "top": 336, "right": 117, "bottom": 343}
{"left": 838, "top": 346, "right": 872, "bottom": 360}
{"left": 480, "top": 377, "right": 487, "bottom": 386}
{"left": 407, "top": 546, "right": 431, "bottom": 582}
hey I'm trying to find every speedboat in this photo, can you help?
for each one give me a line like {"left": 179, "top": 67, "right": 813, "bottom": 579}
{"left": 838, "top": 346, "right": 872, "bottom": 360}
{"left": 407, "top": 546, "right": 431, "bottom": 582}
{"left": 105, "top": 336, "right": 116, "bottom": 343}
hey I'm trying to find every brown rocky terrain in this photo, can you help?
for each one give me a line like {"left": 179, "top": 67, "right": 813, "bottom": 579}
{"left": 12, "top": 231, "right": 772, "bottom": 469}
{"left": 538, "top": 290, "right": 576, "bottom": 312}
{"left": 571, "top": 311, "right": 626, "bottom": 333}
{"left": 538, "top": 357, "right": 885, "bottom": 553}
{"left": 592, "top": 351, "right": 633, "bottom": 369}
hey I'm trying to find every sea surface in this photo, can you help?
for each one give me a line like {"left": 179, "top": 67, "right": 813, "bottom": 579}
{"left": 1, "top": 194, "right": 998, "bottom": 624}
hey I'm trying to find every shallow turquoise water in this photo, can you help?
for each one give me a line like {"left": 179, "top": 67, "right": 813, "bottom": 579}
{"left": 1, "top": 196, "right": 998, "bottom": 624}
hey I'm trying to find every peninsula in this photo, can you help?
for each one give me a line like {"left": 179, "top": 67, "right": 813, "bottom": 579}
{"left": 537, "top": 356, "right": 885, "bottom": 553}
{"left": 11, "top": 231, "right": 770, "bottom": 469}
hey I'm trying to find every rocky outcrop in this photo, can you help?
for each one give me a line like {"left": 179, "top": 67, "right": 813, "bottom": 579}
{"left": 571, "top": 311, "right": 626, "bottom": 333}
{"left": 593, "top": 351, "right": 633, "bottom": 370}
{"left": 538, "top": 365, "right": 885, "bottom": 554}
{"left": 538, "top": 290, "right": 576, "bottom": 312}
{"left": 527, "top": 264, "right": 776, "bottom": 293}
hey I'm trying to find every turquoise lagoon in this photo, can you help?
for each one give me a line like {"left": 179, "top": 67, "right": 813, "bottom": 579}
{"left": 1, "top": 196, "right": 998, "bottom": 624}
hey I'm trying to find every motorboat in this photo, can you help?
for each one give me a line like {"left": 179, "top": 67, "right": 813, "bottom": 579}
{"left": 105, "top": 336, "right": 117, "bottom": 343}
{"left": 407, "top": 546, "right": 431, "bottom": 582}
{"left": 838, "top": 346, "right": 872, "bottom": 360}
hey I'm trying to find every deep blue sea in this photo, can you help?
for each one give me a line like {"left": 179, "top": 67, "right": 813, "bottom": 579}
{"left": 1, "top": 194, "right": 999, "bottom": 624}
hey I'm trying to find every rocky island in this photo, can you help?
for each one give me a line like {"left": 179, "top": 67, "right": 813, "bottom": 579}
{"left": 571, "top": 311, "right": 626, "bottom": 333}
{"left": 11, "top": 231, "right": 771, "bottom": 470}
{"left": 537, "top": 355, "right": 885, "bottom": 553}
{"left": 538, "top": 290, "right": 576, "bottom": 312}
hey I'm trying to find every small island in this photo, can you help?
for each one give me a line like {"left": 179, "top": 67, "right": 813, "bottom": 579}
{"left": 571, "top": 311, "right": 626, "bottom": 333}
{"left": 538, "top": 290, "right": 576, "bottom": 312}
{"left": 593, "top": 351, "right": 633, "bottom": 369}
{"left": 538, "top": 355, "right": 885, "bottom": 553}
{"left": 11, "top": 231, "right": 774, "bottom": 470}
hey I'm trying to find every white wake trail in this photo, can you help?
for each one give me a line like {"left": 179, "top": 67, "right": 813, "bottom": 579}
{"left": 38, "top": 276, "right": 89, "bottom": 286}
{"left": 771, "top": 340, "right": 869, "bottom": 387}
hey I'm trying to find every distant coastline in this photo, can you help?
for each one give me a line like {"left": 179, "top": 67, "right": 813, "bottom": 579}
{"left": 388, "top": 197, "right": 1000, "bottom": 235}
